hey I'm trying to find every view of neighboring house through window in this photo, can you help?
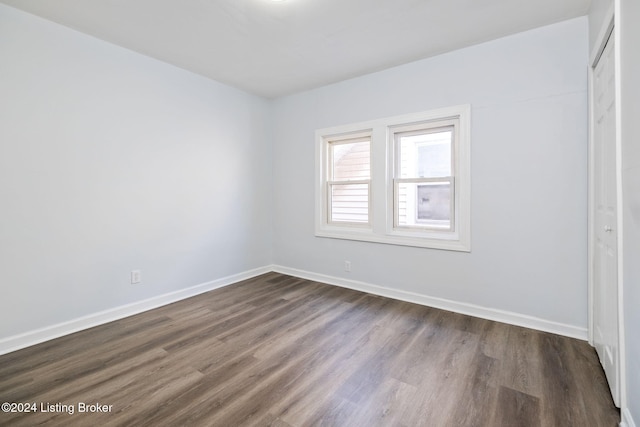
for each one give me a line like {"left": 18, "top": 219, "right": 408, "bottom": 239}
{"left": 316, "top": 104, "right": 470, "bottom": 251}
{"left": 394, "top": 124, "right": 455, "bottom": 231}
{"left": 328, "top": 137, "right": 371, "bottom": 224}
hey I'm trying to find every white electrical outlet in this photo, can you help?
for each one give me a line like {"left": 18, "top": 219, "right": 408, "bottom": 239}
{"left": 131, "top": 270, "right": 142, "bottom": 284}
{"left": 344, "top": 261, "right": 351, "bottom": 272}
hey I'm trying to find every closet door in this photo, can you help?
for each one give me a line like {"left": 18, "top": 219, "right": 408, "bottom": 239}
{"left": 592, "top": 30, "right": 620, "bottom": 407}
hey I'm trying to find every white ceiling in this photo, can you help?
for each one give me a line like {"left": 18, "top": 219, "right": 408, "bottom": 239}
{"left": 0, "top": 0, "right": 590, "bottom": 98}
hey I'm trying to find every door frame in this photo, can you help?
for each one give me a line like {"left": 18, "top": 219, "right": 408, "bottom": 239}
{"left": 587, "top": 2, "right": 626, "bottom": 409}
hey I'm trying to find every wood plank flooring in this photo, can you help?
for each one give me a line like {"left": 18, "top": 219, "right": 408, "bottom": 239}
{"left": 0, "top": 273, "right": 619, "bottom": 426}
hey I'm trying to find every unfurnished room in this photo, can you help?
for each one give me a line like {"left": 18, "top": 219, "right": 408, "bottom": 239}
{"left": 0, "top": 0, "right": 639, "bottom": 426}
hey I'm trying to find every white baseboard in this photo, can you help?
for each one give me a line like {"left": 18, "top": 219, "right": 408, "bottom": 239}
{"left": 0, "top": 263, "right": 590, "bottom": 356}
{"left": 622, "top": 408, "right": 637, "bottom": 427}
{"left": 272, "top": 265, "right": 588, "bottom": 340}
{"left": 0, "top": 266, "right": 272, "bottom": 356}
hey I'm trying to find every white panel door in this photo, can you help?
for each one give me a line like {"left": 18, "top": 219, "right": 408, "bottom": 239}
{"left": 592, "top": 31, "right": 620, "bottom": 407}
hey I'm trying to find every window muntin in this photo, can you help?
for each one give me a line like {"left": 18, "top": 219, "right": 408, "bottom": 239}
{"left": 326, "top": 136, "right": 371, "bottom": 225}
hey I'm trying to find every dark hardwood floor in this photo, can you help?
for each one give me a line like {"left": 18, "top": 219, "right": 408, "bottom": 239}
{"left": 0, "top": 273, "right": 619, "bottom": 426}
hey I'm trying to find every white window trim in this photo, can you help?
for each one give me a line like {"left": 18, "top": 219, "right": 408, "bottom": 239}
{"left": 315, "top": 104, "right": 470, "bottom": 252}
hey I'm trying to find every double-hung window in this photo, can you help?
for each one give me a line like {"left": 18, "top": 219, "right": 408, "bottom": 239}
{"left": 316, "top": 105, "right": 470, "bottom": 251}
{"left": 391, "top": 120, "right": 457, "bottom": 232}
{"left": 326, "top": 134, "right": 371, "bottom": 225}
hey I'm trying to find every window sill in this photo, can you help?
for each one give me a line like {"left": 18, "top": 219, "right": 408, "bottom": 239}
{"left": 315, "top": 228, "right": 470, "bottom": 252}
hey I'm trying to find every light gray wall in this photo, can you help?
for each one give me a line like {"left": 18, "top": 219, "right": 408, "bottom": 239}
{"left": 0, "top": 2, "right": 596, "bottom": 362}
{"left": 620, "top": 0, "right": 640, "bottom": 422}
{"left": 0, "top": 4, "right": 272, "bottom": 339}
{"left": 272, "top": 17, "right": 589, "bottom": 328}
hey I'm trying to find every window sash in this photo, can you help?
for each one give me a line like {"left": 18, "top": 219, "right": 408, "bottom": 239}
{"left": 329, "top": 137, "right": 371, "bottom": 181}
{"left": 395, "top": 126, "right": 455, "bottom": 178}
{"left": 327, "top": 180, "right": 371, "bottom": 225}
{"left": 393, "top": 177, "right": 454, "bottom": 231}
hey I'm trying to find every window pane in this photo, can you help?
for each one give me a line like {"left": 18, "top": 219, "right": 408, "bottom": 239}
{"left": 330, "top": 183, "right": 369, "bottom": 223}
{"left": 399, "top": 129, "right": 452, "bottom": 178}
{"left": 397, "top": 182, "right": 451, "bottom": 228}
{"left": 331, "top": 140, "right": 370, "bottom": 180}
